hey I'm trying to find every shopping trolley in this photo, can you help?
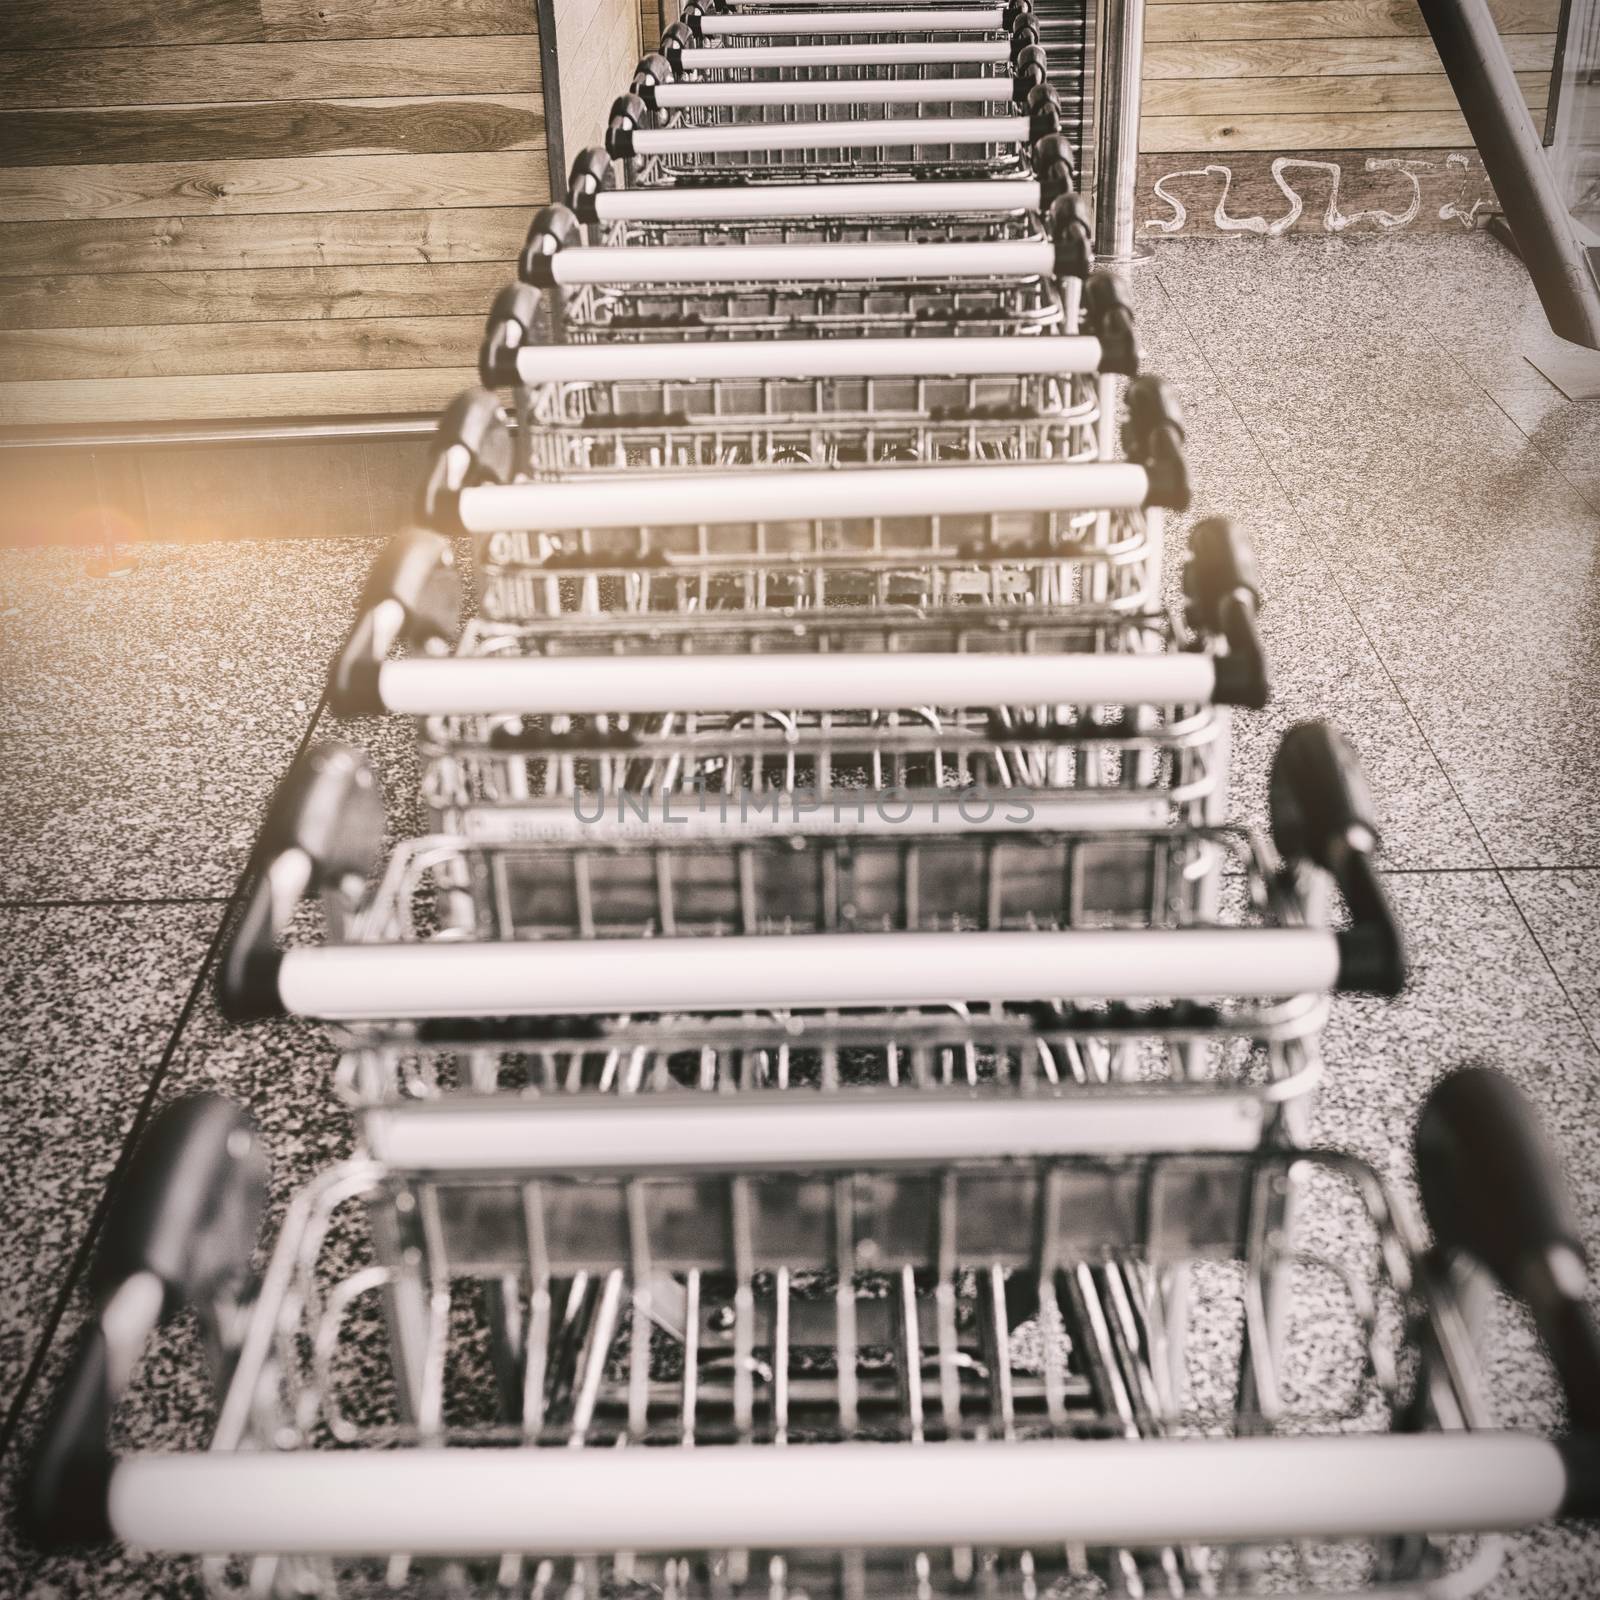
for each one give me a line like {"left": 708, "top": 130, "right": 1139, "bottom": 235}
{"left": 478, "top": 270, "right": 1137, "bottom": 475}
{"left": 213, "top": 718, "right": 1397, "bottom": 1154}
{"left": 601, "top": 81, "right": 1062, "bottom": 184}
{"left": 216, "top": 717, "right": 1400, "bottom": 1039}
{"left": 514, "top": 189, "right": 1092, "bottom": 340}
{"left": 675, "top": 1, "right": 1033, "bottom": 47}
{"left": 410, "top": 373, "right": 1181, "bottom": 621}
{"left": 325, "top": 490, "right": 1259, "bottom": 819}
{"left": 26, "top": 1067, "right": 1600, "bottom": 1599}
{"left": 562, "top": 147, "right": 1074, "bottom": 250}
{"left": 517, "top": 202, "right": 1090, "bottom": 339}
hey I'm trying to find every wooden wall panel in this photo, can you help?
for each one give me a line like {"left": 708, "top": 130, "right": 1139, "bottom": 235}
{"left": 0, "top": 264, "right": 511, "bottom": 330}
{"left": 0, "top": 38, "right": 539, "bottom": 108}
{"left": 1138, "top": 0, "right": 1560, "bottom": 236}
{"left": 258, "top": 0, "right": 534, "bottom": 42}
{"left": 556, "top": 0, "right": 641, "bottom": 161}
{"left": 0, "top": 317, "right": 485, "bottom": 381}
{"left": 0, "top": 0, "right": 550, "bottom": 429}
{"left": 0, "top": 0, "right": 264, "bottom": 53}
{"left": 0, "top": 369, "right": 480, "bottom": 426}
{"left": 0, "top": 209, "right": 531, "bottom": 276}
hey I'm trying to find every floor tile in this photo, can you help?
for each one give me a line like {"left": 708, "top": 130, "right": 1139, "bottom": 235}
{"left": 0, "top": 540, "right": 376, "bottom": 740}
{"left": 0, "top": 903, "right": 217, "bottom": 1406}
{"left": 1504, "top": 870, "right": 1600, "bottom": 1050}
{"left": 0, "top": 732, "right": 295, "bottom": 902}
{"left": 1315, "top": 871, "right": 1600, "bottom": 1224}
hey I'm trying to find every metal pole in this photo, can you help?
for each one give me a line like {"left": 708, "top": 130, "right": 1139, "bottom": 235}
{"left": 1092, "top": 0, "right": 1150, "bottom": 266}
{"left": 1418, "top": 0, "right": 1600, "bottom": 349}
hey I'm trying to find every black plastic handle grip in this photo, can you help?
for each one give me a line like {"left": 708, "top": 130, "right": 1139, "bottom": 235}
{"left": 1121, "top": 375, "right": 1189, "bottom": 512}
{"left": 1012, "top": 51, "right": 1049, "bottom": 104}
{"left": 659, "top": 20, "right": 693, "bottom": 74}
{"left": 566, "top": 147, "right": 614, "bottom": 225}
{"left": 1034, "top": 128, "right": 1076, "bottom": 212}
{"left": 419, "top": 386, "right": 514, "bottom": 534}
{"left": 1004, "top": 0, "right": 1036, "bottom": 24}
{"left": 1082, "top": 270, "right": 1138, "bottom": 377}
{"left": 630, "top": 51, "right": 673, "bottom": 105}
{"left": 1417, "top": 1066, "right": 1600, "bottom": 1433}
{"left": 518, "top": 202, "right": 582, "bottom": 288}
{"left": 1268, "top": 721, "right": 1406, "bottom": 995}
{"left": 1046, "top": 191, "right": 1093, "bottom": 282}
{"left": 24, "top": 1095, "right": 267, "bottom": 1549}
{"left": 328, "top": 528, "right": 460, "bottom": 718}
{"left": 479, "top": 281, "right": 542, "bottom": 388}
{"left": 1009, "top": 16, "right": 1042, "bottom": 60}
{"left": 1028, "top": 88, "right": 1064, "bottom": 145}
{"left": 605, "top": 91, "right": 650, "bottom": 160}
{"left": 1182, "top": 518, "right": 1268, "bottom": 710}
{"left": 218, "top": 742, "right": 384, "bottom": 1021}
{"left": 680, "top": 0, "right": 707, "bottom": 35}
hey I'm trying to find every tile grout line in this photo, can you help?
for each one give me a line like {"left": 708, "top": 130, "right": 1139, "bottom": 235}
{"left": 1148, "top": 263, "right": 1600, "bottom": 1051}
{"left": 1429, "top": 330, "right": 1600, "bottom": 519}
{"left": 0, "top": 692, "right": 331, "bottom": 1466}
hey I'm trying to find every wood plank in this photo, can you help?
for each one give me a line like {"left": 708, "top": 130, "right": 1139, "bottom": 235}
{"left": 0, "top": 207, "right": 529, "bottom": 277}
{"left": 1146, "top": 0, "right": 1559, "bottom": 42}
{"left": 1143, "top": 72, "right": 1549, "bottom": 116}
{"left": 0, "top": 367, "right": 481, "bottom": 425}
{"left": 0, "top": 38, "right": 540, "bottom": 111}
{"left": 1, "top": 95, "right": 545, "bottom": 168}
{"left": 0, "top": 151, "right": 548, "bottom": 223}
{"left": 1142, "top": 36, "right": 1558, "bottom": 78}
{"left": 259, "top": 0, "right": 537, "bottom": 43}
{"left": 0, "top": 0, "right": 263, "bottom": 52}
{"left": 0, "top": 262, "right": 513, "bottom": 330}
{"left": 1141, "top": 110, "right": 1475, "bottom": 152}
{"left": 0, "top": 315, "right": 484, "bottom": 381}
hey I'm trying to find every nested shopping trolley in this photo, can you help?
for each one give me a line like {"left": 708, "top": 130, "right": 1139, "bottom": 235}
{"left": 561, "top": 148, "right": 1073, "bottom": 250}
{"left": 598, "top": 86, "right": 1049, "bottom": 184}
{"left": 215, "top": 722, "right": 1401, "bottom": 1147}
{"left": 328, "top": 508, "right": 1257, "bottom": 842}
{"left": 514, "top": 188, "right": 1093, "bottom": 340}
{"left": 26, "top": 1067, "right": 1600, "bottom": 1597}
{"left": 649, "top": 3, "right": 1043, "bottom": 88}
{"left": 479, "top": 269, "right": 1135, "bottom": 485}
{"left": 412, "top": 370, "right": 1182, "bottom": 622}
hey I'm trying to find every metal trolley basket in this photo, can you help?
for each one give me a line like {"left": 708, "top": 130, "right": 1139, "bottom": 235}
{"left": 25, "top": 1068, "right": 1600, "bottom": 1598}
{"left": 676, "top": 2, "right": 1028, "bottom": 48}
{"left": 410, "top": 380, "right": 1184, "bottom": 621}
{"left": 478, "top": 264, "right": 1135, "bottom": 474}
{"left": 515, "top": 195, "right": 1093, "bottom": 341}
{"left": 216, "top": 721, "right": 1402, "bottom": 1136}
{"left": 562, "top": 151, "right": 1068, "bottom": 250}
{"left": 329, "top": 506, "right": 1262, "bottom": 832}
{"left": 217, "top": 733, "right": 1392, "bottom": 1146}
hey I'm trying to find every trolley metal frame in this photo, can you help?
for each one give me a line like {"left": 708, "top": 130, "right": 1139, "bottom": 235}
{"left": 26, "top": 1069, "right": 1600, "bottom": 1597}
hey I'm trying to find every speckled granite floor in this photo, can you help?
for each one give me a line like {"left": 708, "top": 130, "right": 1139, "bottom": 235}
{"left": 1, "top": 230, "right": 1599, "bottom": 1596}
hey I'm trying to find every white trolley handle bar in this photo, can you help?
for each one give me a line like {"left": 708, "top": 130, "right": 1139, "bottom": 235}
{"left": 374, "top": 652, "right": 1217, "bottom": 717}
{"left": 654, "top": 77, "right": 1014, "bottom": 107}
{"left": 514, "top": 332, "right": 1098, "bottom": 382}
{"left": 549, "top": 237, "right": 1051, "bottom": 285}
{"left": 272, "top": 929, "right": 1340, "bottom": 1021}
{"left": 678, "top": 41, "right": 1010, "bottom": 64}
{"left": 632, "top": 115, "right": 1028, "bottom": 156}
{"left": 459, "top": 461, "right": 1144, "bottom": 531}
{"left": 361, "top": 1092, "right": 1270, "bottom": 1172}
{"left": 109, "top": 1435, "right": 1566, "bottom": 1555}
{"left": 591, "top": 178, "right": 1039, "bottom": 220}
{"left": 699, "top": 9, "right": 1005, "bottom": 34}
